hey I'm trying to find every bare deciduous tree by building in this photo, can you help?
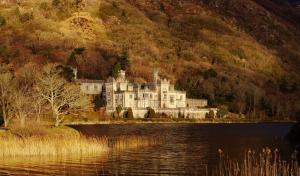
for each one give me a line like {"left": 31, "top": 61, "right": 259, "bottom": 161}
{"left": 35, "top": 64, "right": 89, "bottom": 126}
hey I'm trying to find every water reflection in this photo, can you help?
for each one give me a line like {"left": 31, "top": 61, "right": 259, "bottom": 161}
{"left": 0, "top": 155, "right": 108, "bottom": 176}
{"left": 287, "top": 121, "right": 300, "bottom": 162}
{"left": 0, "top": 123, "right": 295, "bottom": 175}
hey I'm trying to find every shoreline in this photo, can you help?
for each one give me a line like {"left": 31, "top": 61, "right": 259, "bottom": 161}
{"left": 64, "top": 119, "right": 297, "bottom": 125}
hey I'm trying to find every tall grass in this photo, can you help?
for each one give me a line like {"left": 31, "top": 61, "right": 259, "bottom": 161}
{"left": 0, "top": 125, "right": 164, "bottom": 157}
{"left": 110, "top": 135, "right": 164, "bottom": 151}
{"left": 214, "top": 148, "right": 300, "bottom": 176}
{"left": 0, "top": 134, "right": 108, "bottom": 157}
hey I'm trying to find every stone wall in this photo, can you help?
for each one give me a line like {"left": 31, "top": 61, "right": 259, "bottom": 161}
{"left": 107, "top": 108, "right": 218, "bottom": 119}
{"left": 186, "top": 99, "right": 208, "bottom": 108}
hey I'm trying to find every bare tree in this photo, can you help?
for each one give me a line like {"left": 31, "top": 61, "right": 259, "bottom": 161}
{"left": 0, "top": 64, "right": 15, "bottom": 128}
{"left": 32, "top": 93, "right": 47, "bottom": 124}
{"left": 13, "top": 64, "right": 39, "bottom": 127}
{"left": 35, "top": 64, "right": 90, "bottom": 127}
{"left": 12, "top": 89, "right": 31, "bottom": 127}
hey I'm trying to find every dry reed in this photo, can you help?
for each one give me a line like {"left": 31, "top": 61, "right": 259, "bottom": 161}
{"left": 110, "top": 135, "right": 164, "bottom": 151}
{"left": 0, "top": 126, "right": 164, "bottom": 157}
{"left": 214, "top": 148, "right": 300, "bottom": 176}
{"left": 0, "top": 135, "right": 108, "bottom": 157}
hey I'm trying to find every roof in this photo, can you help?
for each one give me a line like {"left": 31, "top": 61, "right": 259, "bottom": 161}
{"left": 76, "top": 79, "right": 104, "bottom": 84}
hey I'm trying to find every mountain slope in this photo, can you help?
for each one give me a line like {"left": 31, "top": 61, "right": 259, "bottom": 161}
{"left": 0, "top": 0, "right": 299, "bottom": 119}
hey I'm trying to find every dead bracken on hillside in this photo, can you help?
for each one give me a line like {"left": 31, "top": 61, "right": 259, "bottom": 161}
{"left": 0, "top": 0, "right": 299, "bottom": 120}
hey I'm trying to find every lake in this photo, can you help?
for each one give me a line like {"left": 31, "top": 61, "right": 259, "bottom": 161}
{"left": 0, "top": 123, "right": 296, "bottom": 175}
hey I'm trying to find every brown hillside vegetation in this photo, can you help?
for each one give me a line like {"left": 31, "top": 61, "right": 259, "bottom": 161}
{"left": 0, "top": 0, "right": 299, "bottom": 119}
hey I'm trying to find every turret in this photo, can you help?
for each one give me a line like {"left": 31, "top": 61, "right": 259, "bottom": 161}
{"left": 118, "top": 70, "right": 126, "bottom": 80}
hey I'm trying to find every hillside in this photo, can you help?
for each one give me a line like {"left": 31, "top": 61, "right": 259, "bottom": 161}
{"left": 0, "top": 0, "right": 299, "bottom": 119}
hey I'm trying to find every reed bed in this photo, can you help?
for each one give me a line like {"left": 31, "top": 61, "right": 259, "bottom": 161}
{"left": 214, "top": 148, "right": 300, "bottom": 176}
{"left": 0, "top": 125, "right": 164, "bottom": 157}
{"left": 0, "top": 135, "right": 108, "bottom": 157}
{"left": 109, "top": 135, "right": 164, "bottom": 151}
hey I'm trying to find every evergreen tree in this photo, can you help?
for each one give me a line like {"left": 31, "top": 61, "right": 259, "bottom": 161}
{"left": 120, "top": 50, "right": 130, "bottom": 70}
{"left": 67, "top": 51, "right": 76, "bottom": 66}
{"left": 93, "top": 93, "right": 105, "bottom": 111}
{"left": 56, "top": 65, "right": 74, "bottom": 82}
{"left": 112, "top": 63, "right": 121, "bottom": 78}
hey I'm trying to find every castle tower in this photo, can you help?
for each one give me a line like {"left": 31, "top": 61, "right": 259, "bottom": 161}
{"left": 118, "top": 70, "right": 126, "bottom": 80}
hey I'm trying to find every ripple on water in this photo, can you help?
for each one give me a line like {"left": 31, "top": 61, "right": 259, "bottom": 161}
{"left": 0, "top": 123, "right": 296, "bottom": 175}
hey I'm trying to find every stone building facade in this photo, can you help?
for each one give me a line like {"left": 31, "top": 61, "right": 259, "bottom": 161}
{"left": 77, "top": 70, "right": 217, "bottom": 118}
{"left": 104, "top": 70, "right": 187, "bottom": 111}
{"left": 77, "top": 79, "right": 104, "bottom": 95}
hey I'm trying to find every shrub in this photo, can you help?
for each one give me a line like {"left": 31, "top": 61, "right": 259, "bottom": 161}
{"left": 124, "top": 108, "right": 134, "bottom": 119}
{"left": 112, "top": 111, "right": 118, "bottom": 119}
{"left": 0, "top": 45, "right": 9, "bottom": 58}
{"left": 203, "top": 68, "right": 217, "bottom": 79}
{"left": 0, "top": 16, "right": 6, "bottom": 27}
{"left": 279, "top": 76, "right": 299, "bottom": 93}
{"left": 180, "top": 50, "right": 193, "bottom": 61}
{"left": 231, "top": 47, "right": 246, "bottom": 59}
{"left": 216, "top": 106, "right": 229, "bottom": 118}
{"left": 178, "top": 112, "right": 185, "bottom": 119}
{"left": 74, "top": 47, "right": 85, "bottom": 55}
{"left": 40, "top": 2, "right": 51, "bottom": 11}
{"left": 19, "top": 12, "right": 34, "bottom": 23}
{"left": 145, "top": 108, "right": 156, "bottom": 119}
{"left": 148, "top": 12, "right": 168, "bottom": 24}
{"left": 52, "top": 0, "right": 61, "bottom": 7}
{"left": 116, "top": 105, "right": 122, "bottom": 118}
{"left": 206, "top": 110, "right": 215, "bottom": 118}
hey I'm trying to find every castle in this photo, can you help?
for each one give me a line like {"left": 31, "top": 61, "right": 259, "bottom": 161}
{"left": 76, "top": 70, "right": 216, "bottom": 118}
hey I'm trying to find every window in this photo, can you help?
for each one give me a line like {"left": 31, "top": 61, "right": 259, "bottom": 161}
{"left": 117, "top": 83, "right": 120, "bottom": 91}
{"left": 180, "top": 95, "right": 183, "bottom": 100}
{"left": 164, "top": 94, "right": 167, "bottom": 100}
{"left": 86, "top": 85, "right": 89, "bottom": 91}
{"left": 94, "top": 85, "right": 98, "bottom": 90}
{"left": 150, "top": 94, "right": 153, "bottom": 99}
{"left": 170, "top": 96, "right": 174, "bottom": 104}
{"left": 129, "top": 94, "right": 133, "bottom": 99}
{"left": 143, "top": 93, "right": 148, "bottom": 98}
